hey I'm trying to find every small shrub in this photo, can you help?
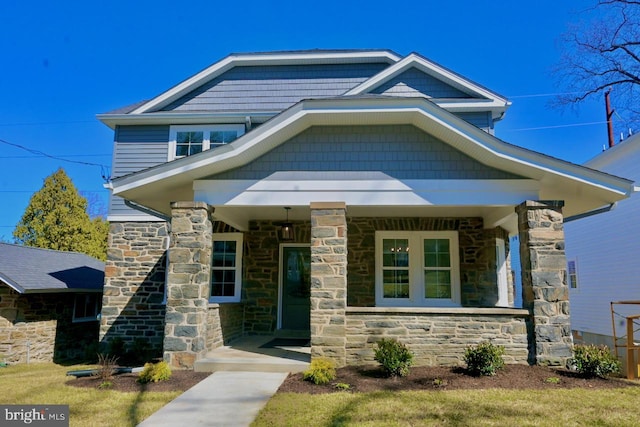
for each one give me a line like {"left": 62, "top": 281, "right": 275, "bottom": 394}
{"left": 374, "top": 338, "right": 414, "bottom": 378}
{"left": 432, "top": 378, "right": 448, "bottom": 387}
{"left": 334, "top": 382, "right": 351, "bottom": 391}
{"left": 98, "top": 381, "right": 113, "bottom": 389}
{"left": 464, "top": 341, "right": 505, "bottom": 376}
{"left": 94, "top": 353, "right": 119, "bottom": 381}
{"left": 545, "top": 377, "right": 561, "bottom": 384}
{"left": 107, "top": 337, "right": 126, "bottom": 359}
{"left": 138, "top": 361, "right": 172, "bottom": 384}
{"left": 303, "top": 357, "right": 336, "bottom": 385}
{"left": 569, "top": 344, "right": 621, "bottom": 378}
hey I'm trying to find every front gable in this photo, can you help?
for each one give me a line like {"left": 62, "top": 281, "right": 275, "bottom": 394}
{"left": 211, "top": 125, "right": 523, "bottom": 180}
{"left": 370, "top": 67, "right": 471, "bottom": 99}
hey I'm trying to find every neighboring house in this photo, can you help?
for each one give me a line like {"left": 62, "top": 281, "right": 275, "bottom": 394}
{"left": 565, "top": 133, "right": 640, "bottom": 358}
{"left": 97, "top": 49, "right": 634, "bottom": 370}
{"left": 0, "top": 243, "right": 104, "bottom": 363}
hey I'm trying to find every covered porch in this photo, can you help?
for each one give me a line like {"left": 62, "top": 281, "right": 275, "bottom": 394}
{"left": 164, "top": 199, "right": 567, "bottom": 369}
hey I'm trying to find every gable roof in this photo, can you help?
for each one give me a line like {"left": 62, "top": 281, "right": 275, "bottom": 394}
{"left": 0, "top": 243, "right": 105, "bottom": 294}
{"left": 128, "top": 49, "right": 402, "bottom": 115}
{"left": 344, "top": 52, "right": 510, "bottom": 120}
{"left": 108, "top": 95, "right": 634, "bottom": 223}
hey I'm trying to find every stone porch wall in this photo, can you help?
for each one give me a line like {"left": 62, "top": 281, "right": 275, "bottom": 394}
{"left": 242, "top": 220, "right": 311, "bottom": 334}
{"left": 1, "top": 286, "right": 99, "bottom": 363}
{"left": 206, "top": 303, "right": 244, "bottom": 352}
{"left": 345, "top": 307, "right": 530, "bottom": 366}
{"left": 100, "top": 222, "right": 168, "bottom": 354}
{"left": 347, "top": 217, "right": 507, "bottom": 307}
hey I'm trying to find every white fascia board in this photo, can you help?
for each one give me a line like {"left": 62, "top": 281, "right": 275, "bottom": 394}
{"left": 130, "top": 51, "right": 401, "bottom": 114}
{"left": 96, "top": 112, "right": 276, "bottom": 130}
{"left": 194, "top": 178, "right": 540, "bottom": 207}
{"left": 344, "top": 53, "right": 510, "bottom": 107}
{"left": 107, "top": 214, "right": 167, "bottom": 223}
{"left": 112, "top": 97, "right": 634, "bottom": 203}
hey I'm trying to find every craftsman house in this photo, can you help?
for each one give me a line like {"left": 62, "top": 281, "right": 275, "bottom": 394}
{"left": 97, "top": 49, "right": 634, "bottom": 369}
{"left": 0, "top": 243, "right": 104, "bottom": 363}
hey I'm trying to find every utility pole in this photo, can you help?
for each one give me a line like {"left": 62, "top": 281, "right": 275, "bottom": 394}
{"left": 605, "top": 89, "right": 615, "bottom": 148}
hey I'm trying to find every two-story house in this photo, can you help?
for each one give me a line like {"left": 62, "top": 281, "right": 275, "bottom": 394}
{"left": 97, "top": 49, "right": 634, "bottom": 369}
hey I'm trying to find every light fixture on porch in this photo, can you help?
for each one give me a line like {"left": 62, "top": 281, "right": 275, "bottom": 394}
{"left": 279, "top": 207, "right": 295, "bottom": 241}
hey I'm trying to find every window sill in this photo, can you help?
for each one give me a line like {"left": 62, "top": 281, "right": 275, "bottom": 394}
{"left": 208, "top": 301, "right": 244, "bottom": 308}
{"left": 346, "top": 306, "right": 529, "bottom": 317}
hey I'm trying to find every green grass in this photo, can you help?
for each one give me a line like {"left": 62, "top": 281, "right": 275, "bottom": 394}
{"left": 0, "top": 363, "right": 181, "bottom": 427}
{"left": 253, "top": 388, "right": 640, "bottom": 427}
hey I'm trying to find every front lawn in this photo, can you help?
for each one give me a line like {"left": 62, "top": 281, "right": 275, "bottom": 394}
{"left": 0, "top": 363, "right": 182, "bottom": 427}
{"left": 253, "top": 388, "right": 640, "bottom": 426}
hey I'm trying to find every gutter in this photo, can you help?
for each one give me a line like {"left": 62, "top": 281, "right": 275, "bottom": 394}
{"left": 124, "top": 200, "right": 171, "bottom": 222}
{"left": 564, "top": 203, "right": 617, "bottom": 223}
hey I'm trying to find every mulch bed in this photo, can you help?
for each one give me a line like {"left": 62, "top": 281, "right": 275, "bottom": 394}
{"left": 277, "top": 364, "right": 639, "bottom": 394}
{"left": 65, "top": 364, "right": 638, "bottom": 394}
{"left": 66, "top": 370, "right": 211, "bottom": 393}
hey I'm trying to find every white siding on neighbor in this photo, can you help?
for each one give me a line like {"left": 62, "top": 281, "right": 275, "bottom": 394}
{"left": 161, "top": 63, "right": 389, "bottom": 112}
{"left": 212, "top": 125, "right": 523, "bottom": 181}
{"left": 565, "top": 137, "right": 640, "bottom": 337}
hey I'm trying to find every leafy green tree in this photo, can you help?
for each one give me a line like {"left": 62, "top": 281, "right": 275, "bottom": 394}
{"left": 13, "top": 168, "right": 108, "bottom": 260}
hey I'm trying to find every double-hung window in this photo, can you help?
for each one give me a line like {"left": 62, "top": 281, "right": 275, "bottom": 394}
{"left": 376, "top": 231, "right": 460, "bottom": 307}
{"left": 210, "top": 233, "right": 243, "bottom": 303}
{"left": 169, "top": 125, "right": 245, "bottom": 160}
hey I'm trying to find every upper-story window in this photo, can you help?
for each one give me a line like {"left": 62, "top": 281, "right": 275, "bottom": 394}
{"left": 168, "top": 125, "right": 245, "bottom": 160}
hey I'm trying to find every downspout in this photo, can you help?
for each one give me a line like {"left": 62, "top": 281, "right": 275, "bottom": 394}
{"left": 563, "top": 203, "right": 617, "bottom": 223}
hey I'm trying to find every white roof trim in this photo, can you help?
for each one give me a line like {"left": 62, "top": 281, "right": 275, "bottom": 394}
{"left": 344, "top": 53, "right": 510, "bottom": 116}
{"left": 130, "top": 51, "right": 401, "bottom": 115}
{"left": 111, "top": 97, "right": 634, "bottom": 218}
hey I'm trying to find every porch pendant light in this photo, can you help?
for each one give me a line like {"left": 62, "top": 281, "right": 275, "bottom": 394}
{"left": 280, "top": 207, "right": 295, "bottom": 241}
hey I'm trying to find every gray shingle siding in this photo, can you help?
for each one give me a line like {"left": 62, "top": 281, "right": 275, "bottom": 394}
{"left": 161, "top": 63, "right": 389, "bottom": 112}
{"left": 371, "top": 68, "right": 470, "bottom": 98}
{"left": 110, "top": 126, "right": 170, "bottom": 217}
{"left": 211, "top": 125, "right": 523, "bottom": 180}
{"left": 454, "top": 112, "right": 493, "bottom": 132}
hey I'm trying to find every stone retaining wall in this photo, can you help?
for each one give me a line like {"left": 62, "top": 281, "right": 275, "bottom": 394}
{"left": 345, "top": 308, "right": 530, "bottom": 366}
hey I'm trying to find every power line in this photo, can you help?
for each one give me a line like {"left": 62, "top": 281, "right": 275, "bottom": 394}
{"left": 501, "top": 121, "right": 610, "bottom": 132}
{"left": 0, "top": 137, "right": 111, "bottom": 182}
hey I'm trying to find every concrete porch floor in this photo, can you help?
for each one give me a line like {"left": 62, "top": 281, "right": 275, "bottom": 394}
{"left": 194, "top": 335, "right": 311, "bottom": 373}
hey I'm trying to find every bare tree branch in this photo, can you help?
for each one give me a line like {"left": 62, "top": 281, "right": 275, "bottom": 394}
{"left": 552, "top": 0, "right": 640, "bottom": 134}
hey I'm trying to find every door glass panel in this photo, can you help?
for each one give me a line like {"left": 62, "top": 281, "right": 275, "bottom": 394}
{"left": 281, "top": 246, "right": 311, "bottom": 330}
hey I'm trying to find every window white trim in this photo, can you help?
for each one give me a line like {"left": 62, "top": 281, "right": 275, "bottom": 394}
{"left": 168, "top": 124, "right": 245, "bottom": 161}
{"left": 496, "top": 238, "right": 509, "bottom": 307}
{"left": 73, "top": 293, "right": 101, "bottom": 323}
{"left": 375, "top": 231, "right": 460, "bottom": 307}
{"left": 210, "top": 232, "right": 243, "bottom": 303}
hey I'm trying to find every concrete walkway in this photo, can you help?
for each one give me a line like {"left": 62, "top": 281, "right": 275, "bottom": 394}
{"left": 137, "top": 371, "right": 288, "bottom": 427}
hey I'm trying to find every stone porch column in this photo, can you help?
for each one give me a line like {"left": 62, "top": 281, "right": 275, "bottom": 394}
{"left": 164, "top": 201, "right": 213, "bottom": 369}
{"left": 310, "top": 202, "right": 347, "bottom": 367}
{"left": 516, "top": 200, "right": 573, "bottom": 366}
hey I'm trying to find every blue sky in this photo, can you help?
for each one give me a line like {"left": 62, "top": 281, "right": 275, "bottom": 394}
{"left": 0, "top": 0, "right": 618, "bottom": 239}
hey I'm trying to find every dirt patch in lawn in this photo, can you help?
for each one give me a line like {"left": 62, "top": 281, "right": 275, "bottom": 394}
{"left": 66, "top": 370, "right": 211, "bottom": 393}
{"left": 277, "top": 364, "right": 639, "bottom": 394}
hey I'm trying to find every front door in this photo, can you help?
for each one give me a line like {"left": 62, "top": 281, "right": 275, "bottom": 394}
{"left": 280, "top": 245, "right": 311, "bottom": 331}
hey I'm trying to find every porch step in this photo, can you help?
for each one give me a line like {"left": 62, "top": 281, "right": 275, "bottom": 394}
{"left": 194, "top": 336, "right": 311, "bottom": 373}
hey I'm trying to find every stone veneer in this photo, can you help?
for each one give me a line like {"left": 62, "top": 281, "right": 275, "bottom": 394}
{"left": 100, "top": 222, "right": 168, "bottom": 353}
{"left": 310, "top": 203, "right": 348, "bottom": 367}
{"left": 164, "top": 202, "right": 212, "bottom": 369}
{"left": 345, "top": 307, "right": 529, "bottom": 366}
{"left": 347, "top": 217, "right": 510, "bottom": 308}
{"left": 1, "top": 286, "right": 99, "bottom": 363}
{"left": 517, "top": 201, "right": 573, "bottom": 365}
